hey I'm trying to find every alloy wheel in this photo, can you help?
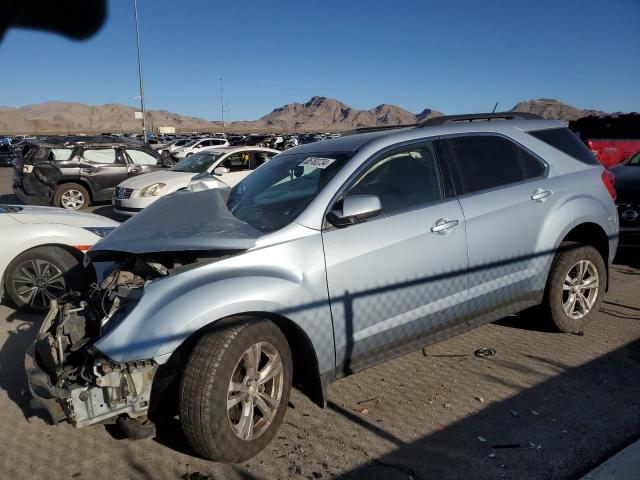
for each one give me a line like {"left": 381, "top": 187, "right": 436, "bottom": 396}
{"left": 227, "top": 341, "right": 284, "bottom": 441}
{"left": 12, "top": 259, "right": 66, "bottom": 309}
{"left": 60, "top": 189, "right": 85, "bottom": 209}
{"left": 562, "top": 259, "right": 599, "bottom": 320}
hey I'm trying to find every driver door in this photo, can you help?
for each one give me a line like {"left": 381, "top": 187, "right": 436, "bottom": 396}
{"left": 322, "top": 141, "right": 469, "bottom": 375}
{"left": 214, "top": 151, "right": 252, "bottom": 187}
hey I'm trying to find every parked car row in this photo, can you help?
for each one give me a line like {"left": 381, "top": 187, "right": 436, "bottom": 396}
{"left": 18, "top": 113, "right": 619, "bottom": 464}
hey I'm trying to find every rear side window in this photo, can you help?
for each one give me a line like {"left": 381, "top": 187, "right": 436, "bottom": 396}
{"left": 447, "top": 136, "right": 523, "bottom": 194}
{"left": 518, "top": 148, "right": 546, "bottom": 180}
{"left": 126, "top": 149, "right": 158, "bottom": 165}
{"left": 529, "top": 128, "right": 599, "bottom": 165}
{"left": 83, "top": 148, "right": 117, "bottom": 164}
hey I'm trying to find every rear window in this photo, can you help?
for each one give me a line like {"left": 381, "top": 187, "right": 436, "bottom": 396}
{"left": 529, "top": 128, "right": 599, "bottom": 165}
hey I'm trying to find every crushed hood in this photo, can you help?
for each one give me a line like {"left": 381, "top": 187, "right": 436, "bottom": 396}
{"left": 89, "top": 188, "right": 262, "bottom": 257}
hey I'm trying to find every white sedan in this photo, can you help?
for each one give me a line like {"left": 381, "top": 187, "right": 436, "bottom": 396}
{"left": 0, "top": 204, "right": 118, "bottom": 310}
{"left": 172, "top": 137, "right": 230, "bottom": 159}
{"left": 112, "top": 147, "right": 279, "bottom": 216}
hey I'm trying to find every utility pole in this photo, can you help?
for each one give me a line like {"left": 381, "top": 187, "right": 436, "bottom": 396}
{"left": 133, "top": 0, "right": 147, "bottom": 142}
{"left": 220, "top": 78, "right": 224, "bottom": 132}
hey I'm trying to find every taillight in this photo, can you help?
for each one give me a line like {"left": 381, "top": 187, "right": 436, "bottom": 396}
{"left": 601, "top": 170, "right": 616, "bottom": 201}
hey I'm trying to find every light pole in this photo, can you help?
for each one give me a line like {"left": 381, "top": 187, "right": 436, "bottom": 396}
{"left": 133, "top": 0, "right": 147, "bottom": 141}
{"left": 220, "top": 78, "right": 224, "bottom": 132}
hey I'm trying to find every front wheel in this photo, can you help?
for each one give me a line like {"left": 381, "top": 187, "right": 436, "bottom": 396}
{"left": 543, "top": 244, "right": 606, "bottom": 333}
{"left": 4, "top": 246, "right": 86, "bottom": 311}
{"left": 179, "top": 318, "right": 292, "bottom": 462}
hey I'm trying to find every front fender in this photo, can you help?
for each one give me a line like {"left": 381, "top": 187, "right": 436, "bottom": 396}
{"left": 94, "top": 231, "right": 336, "bottom": 374}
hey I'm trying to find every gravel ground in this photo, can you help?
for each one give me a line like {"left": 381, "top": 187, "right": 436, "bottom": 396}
{"left": 1, "top": 166, "right": 639, "bottom": 480}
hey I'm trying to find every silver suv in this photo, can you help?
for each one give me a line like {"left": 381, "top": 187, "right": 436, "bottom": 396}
{"left": 27, "top": 113, "right": 618, "bottom": 462}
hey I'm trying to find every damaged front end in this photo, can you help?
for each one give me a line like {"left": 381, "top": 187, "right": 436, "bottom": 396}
{"left": 26, "top": 256, "right": 167, "bottom": 427}
{"left": 25, "top": 188, "right": 262, "bottom": 428}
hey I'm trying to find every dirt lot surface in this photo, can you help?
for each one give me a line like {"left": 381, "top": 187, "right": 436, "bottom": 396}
{"left": 1, "top": 166, "right": 639, "bottom": 480}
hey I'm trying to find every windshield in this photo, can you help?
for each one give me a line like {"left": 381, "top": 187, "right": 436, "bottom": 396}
{"left": 183, "top": 140, "right": 198, "bottom": 148}
{"left": 170, "top": 151, "right": 222, "bottom": 173}
{"left": 227, "top": 151, "right": 352, "bottom": 233}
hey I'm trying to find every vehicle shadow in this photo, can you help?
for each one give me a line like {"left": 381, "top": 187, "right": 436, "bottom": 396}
{"left": 331, "top": 337, "right": 640, "bottom": 480}
{"left": 90, "top": 205, "right": 130, "bottom": 222}
{"left": 614, "top": 248, "right": 640, "bottom": 270}
{"left": 0, "top": 192, "right": 21, "bottom": 204}
{"left": 0, "top": 308, "right": 48, "bottom": 421}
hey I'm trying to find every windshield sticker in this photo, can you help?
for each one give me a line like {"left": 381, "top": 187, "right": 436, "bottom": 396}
{"left": 299, "top": 157, "right": 336, "bottom": 169}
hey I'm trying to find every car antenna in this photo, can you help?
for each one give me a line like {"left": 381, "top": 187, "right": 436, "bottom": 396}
{"left": 492, "top": 101, "right": 499, "bottom": 113}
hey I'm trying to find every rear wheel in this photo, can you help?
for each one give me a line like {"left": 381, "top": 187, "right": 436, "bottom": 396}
{"left": 53, "top": 183, "right": 90, "bottom": 210}
{"left": 179, "top": 318, "right": 292, "bottom": 462}
{"left": 543, "top": 244, "right": 606, "bottom": 333}
{"left": 4, "top": 246, "right": 86, "bottom": 311}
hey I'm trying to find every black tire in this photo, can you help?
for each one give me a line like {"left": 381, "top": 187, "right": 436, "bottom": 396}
{"left": 4, "top": 246, "right": 87, "bottom": 311}
{"left": 543, "top": 243, "right": 606, "bottom": 333}
{"left": 179, "top": 318, "right": 292, "bottom": 463}
{"left": 53, "top": 183, "right": 90, "bottom": 210}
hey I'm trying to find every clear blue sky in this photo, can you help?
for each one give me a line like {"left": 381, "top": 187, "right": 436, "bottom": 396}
{"left": 1, "top": 0, "right": 638, "bottom": 121}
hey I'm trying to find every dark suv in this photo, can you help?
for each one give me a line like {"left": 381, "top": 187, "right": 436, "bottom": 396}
{"left": 13, "top": 136, "right": 171, "bottom": 210}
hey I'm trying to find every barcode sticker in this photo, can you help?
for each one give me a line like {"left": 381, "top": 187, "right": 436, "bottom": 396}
{"left": 299, "top": 157, "right": 336, "bottom": 169}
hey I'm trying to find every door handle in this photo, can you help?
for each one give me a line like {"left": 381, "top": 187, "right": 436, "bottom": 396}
{"left": 129, "top": 167, "right": 141, "bottom": 173}
{"left": 431, "top": 218, "right": 459, "bottom": 234}
{"left": 531, "top": 188, "right": 553, "bottom": 202}
{"left": 82, "top": 167, "right": 96, "bottom": 174}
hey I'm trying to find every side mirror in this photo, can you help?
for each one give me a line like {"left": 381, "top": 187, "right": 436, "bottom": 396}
{"left": 326, "top": 195, "right": 382, "bottom": 228}
{"left": 214, "top": 166, "right": 230, "bottom": 175}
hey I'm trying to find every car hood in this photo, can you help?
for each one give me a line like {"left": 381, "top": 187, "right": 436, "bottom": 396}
{"left": 7, "top": 205, "right": 120, "bottom": 227}
{"left": 118, "top": 170, "right": 196, "bottom": 190}
{"left": 89, "top": 188, "right": 262, "bottom": 258}
{"left": 610, "top": 165, "right": 640, "bottom": 203}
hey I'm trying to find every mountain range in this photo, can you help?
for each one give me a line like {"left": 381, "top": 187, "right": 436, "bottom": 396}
{"left": 0, "top": 97, "right": 608, "bottom": 135}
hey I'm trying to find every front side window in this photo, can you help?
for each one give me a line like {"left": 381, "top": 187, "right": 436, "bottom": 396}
{"left": 447, "top": 136, "right": 524, "bottom": 194}
{"left": 126, "top": 149, "right": 158, "bottom": 165}
{"left": 346, "top": 142, "right": 443, "bottom": 216}
{"left": 83, "top": 148, "right": 117, "bottom": 164}
{"left": 220, "top": 152, "right": 250, "bottom": 172}
{"left": 228, "top": 152, "right": 351, "bottom": 232}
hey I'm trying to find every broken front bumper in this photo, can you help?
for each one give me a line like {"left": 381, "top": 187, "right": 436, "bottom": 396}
{"left": 26, "top": 335, "right": 158, "bottom": 428}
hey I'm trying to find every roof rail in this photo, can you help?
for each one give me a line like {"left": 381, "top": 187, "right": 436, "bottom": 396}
{"left": 419, "top": 112, "right": 542, "bottom": 127}
{"left": 342, "top": 124, "right": 417, "bottom": 136}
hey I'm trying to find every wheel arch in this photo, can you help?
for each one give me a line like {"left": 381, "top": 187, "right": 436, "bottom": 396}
{"left": 150, "top": 311, "right": 327, "bottom": 415}
{"left": 559, "top": 222, "right": 611, "bottom": 290}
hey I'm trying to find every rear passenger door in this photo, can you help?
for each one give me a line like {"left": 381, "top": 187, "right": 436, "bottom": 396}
{"left": 443, "top": 134, "right": 563, "bottom": 327}
{"left": 79, "top": 147, "right": 129, "bottom": 201}
{"left": 124, "top": 148, "right": 162, "bottom": 176}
